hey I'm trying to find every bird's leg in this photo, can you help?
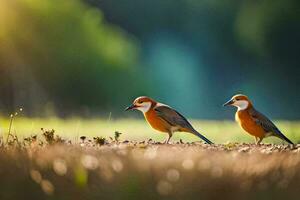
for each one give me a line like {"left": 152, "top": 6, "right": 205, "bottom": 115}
{"left": 254, "top": 137, "right": 258, "bottom": 144}
{"left": 256, "top": 137, "right": 263, "bottom": 145}
{"left": 164, "top": 132, "right": 173, "bottom": 144}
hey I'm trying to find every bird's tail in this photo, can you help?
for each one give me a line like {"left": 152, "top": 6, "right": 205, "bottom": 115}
{"left": 278, "top": 132, "right": 294, "bottom": 145}
{"left": 190, "top": 129, "right": 213, "bottom": 144}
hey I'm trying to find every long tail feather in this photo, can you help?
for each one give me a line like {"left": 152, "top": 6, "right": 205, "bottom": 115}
{"left": 191, "top": 129, "right": 213, "bottom": 144}
{"left": 278, "top": 132, "right": 294, "bottom": 145}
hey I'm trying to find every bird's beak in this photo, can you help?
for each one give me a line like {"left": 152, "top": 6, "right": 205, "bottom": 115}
{"left": 125, "top": 104, "right": 136, "bottom": 111}
{"left": 223, "top": 99, "right": 234, "bottom": 107}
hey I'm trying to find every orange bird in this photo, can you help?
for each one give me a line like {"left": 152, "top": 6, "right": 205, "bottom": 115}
{"left": 125, "top": 96, "right": 213, "bottom": 144}
{"left": 223, "top": 94, "right": 293, "bottom": 145}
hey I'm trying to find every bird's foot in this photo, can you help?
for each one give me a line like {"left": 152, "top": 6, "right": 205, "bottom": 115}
{"left": 254, "top": 137, "right": 263, "bottom": 145}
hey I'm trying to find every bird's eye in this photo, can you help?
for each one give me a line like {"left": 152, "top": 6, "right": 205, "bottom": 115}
{"left": 235, "top": 98, "right": 239, "bottom": 101}
{"left": 140, "top": 101, "right": 144, "bottom": 104}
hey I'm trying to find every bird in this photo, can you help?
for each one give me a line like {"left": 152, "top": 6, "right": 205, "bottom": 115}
{"left": 223, "top": 94, "right": 294, "bottom": 145}
{"left": 125, "top": 96, "right": 213, "bottom": 144}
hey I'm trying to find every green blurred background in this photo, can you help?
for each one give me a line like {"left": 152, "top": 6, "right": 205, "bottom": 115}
{"left": 0, "top": 0, "right": 299, "bottom": 120}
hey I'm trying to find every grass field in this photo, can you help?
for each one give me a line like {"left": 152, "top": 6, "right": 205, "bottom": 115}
{"left": 0, "top": 117, "right": 299, "bottom": 200}
{"left": 0, "top": 117, "right": 299, "bottom": 144}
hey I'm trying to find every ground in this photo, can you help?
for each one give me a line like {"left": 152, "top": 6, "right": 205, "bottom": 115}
{"left": 0, "top": 118, "right": 299, "bottom": 200}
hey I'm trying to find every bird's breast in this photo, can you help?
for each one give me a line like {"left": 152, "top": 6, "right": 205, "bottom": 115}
{"left": 235, "top": 110, "right": 266, "bottom": 138}
{"left": 144, "top": 109, "right": 171, "bottom": 133}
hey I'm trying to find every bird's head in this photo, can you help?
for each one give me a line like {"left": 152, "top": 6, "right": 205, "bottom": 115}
{"left": 223, "top": 94, "right": 252, "bottom": 110}
{"left": 125, "top": 96, "right": 157, "bottom": 113}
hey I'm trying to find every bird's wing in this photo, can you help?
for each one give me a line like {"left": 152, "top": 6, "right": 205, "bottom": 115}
{"left": 154, "top": 105, "right": 194, "bottom": 130}
{"left": 249, "top": 108, "right": 293, "bottom": 144}
{"left": 154, "top": 105, "right": 213, "bottom": 144}
{"left": 249, "top": 108, "right": 281, "bottom": 134}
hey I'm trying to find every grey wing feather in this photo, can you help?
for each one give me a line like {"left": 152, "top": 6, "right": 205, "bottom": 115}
{"left": 154, "top": 105, "right": 214, "bottom": 144}
{"left": 249, "top": 108, "right": 280, "bottom": 134}
{"left": 154, "top": 106, "right": 194, "bottom": 130}
{"left": 249, "top": 108, "right": 293, "bottom": 144}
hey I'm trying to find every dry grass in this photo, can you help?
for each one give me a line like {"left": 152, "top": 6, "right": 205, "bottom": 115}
{"left": 0, "top": 132, "right": 300, "bottom": 200}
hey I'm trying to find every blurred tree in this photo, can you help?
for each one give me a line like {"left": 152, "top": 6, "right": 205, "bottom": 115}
{"left": 0, "top": 0, "right": 299, "bottom": 119}
{"left": 86, "top": 0, "right": 300, "bottom": 119}
{"left": 0, "top": 0, "right": 142, "bottom": 116}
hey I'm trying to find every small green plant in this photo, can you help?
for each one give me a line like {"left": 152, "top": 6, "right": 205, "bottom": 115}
{"left": 114, "top": 131, "right": 122, "bottom": 142}
{"left": 41, "top": 128, "right": 64, "bottom": 144}
{"left": 6, "top": 108, "right": 23, "bottom": 144}
{"left": 6, "top": 135, "right": 20, "bottom": 147}
{"left": 24, "top": 135, "right": 37, "bottom": 146}
{"left": 93, "top": 136, "right": 106, "bottom": 146}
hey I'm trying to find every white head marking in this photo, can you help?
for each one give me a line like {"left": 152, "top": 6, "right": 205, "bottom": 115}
{"left": 136, "top": 102, "right": 152, "bottom": 113}
{"left": 233, "top": 100, "right": 249, "bottom": 111}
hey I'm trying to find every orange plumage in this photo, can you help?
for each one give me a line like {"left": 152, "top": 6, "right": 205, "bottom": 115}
{"left": 235, "top": 108, "right": 266, "bottom": 139}
{"left": 144, "top": 108, "right": 171, "bottom": 133}
{"left": 224, "top": 94, "right": 293, "bottom": 144}
{"left": 125, "top": 96, "right": 213, "bottom": 144}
